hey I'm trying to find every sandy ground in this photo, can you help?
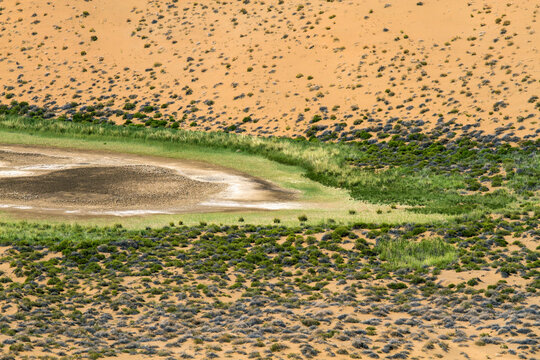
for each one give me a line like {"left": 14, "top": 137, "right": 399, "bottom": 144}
{"left": 0, "top": 0, "right": 538, "bottom": 140}
{"left": 0, "top": 144, "right": 299, "bottom": 217}
{"left": 0, "top": 220, "right": 537, "bottom": 360}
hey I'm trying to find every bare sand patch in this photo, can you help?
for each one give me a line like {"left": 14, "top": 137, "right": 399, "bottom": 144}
{"left": 438, "top": 269, "right": 530, "bottom": 288}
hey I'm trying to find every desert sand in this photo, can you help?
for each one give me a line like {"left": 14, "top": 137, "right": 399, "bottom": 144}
{"left": 0, "top": 0, "right": 538, "bottom": 141}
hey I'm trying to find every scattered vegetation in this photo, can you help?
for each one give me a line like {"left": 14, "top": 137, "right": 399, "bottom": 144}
{"left": 0, "top": 208, "right": 537, "bottom": 358}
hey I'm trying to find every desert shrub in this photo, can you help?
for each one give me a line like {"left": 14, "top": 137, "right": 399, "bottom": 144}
{"left": 270, "top": 343, "right": 288, "bottom": 352}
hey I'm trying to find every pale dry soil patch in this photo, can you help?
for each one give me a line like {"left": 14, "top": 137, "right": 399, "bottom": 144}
{"left": 0, "top": 144, "right": 299, "bottom": 217}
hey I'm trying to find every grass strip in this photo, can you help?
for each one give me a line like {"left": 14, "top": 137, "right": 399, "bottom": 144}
{"left": 0, "top": 115, "right": 531, "bottom": 215}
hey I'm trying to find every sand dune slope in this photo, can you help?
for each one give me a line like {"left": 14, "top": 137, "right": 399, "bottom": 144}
{"left": 0, "top": 0, "right": 538, "bottom": 140}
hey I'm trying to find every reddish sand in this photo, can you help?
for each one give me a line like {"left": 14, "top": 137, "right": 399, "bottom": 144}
{"left": 0, "top": 0, "right": 538, "bottom": 139}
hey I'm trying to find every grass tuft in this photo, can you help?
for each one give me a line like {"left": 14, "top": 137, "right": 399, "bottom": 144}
{"left": 376, "top": 238, "right": 456, "bottom": 270}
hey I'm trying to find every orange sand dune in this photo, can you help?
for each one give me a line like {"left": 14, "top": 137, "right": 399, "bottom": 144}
{"left": 0, "top": 0, "right": 538, "bottom": 140}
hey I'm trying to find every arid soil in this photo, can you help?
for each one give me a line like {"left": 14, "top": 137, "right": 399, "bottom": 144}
{"left": 0, "top": 145, "right": 298, "bottom": 216}
{"left": 0, "top": 165, "right": 222, "bottom": 208}
{"left": 0, "top": 0, "right": 538, "bottom": 141}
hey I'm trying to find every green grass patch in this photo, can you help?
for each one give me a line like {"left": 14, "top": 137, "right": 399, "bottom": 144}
{"left": 376, "top": 238, "right": 457, "bottom": 270}
{"left": 0, "top": 118, "right": 452, "bottom": 227}
{"left": 0, "top": 115, "right": 530, "bottom": 216}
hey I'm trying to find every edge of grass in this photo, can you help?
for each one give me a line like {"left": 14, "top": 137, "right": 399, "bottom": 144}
{"left": 0, "top": 117, "right": 455, "bottom": 228}
{"left": 0, "top": 114, "right": 529, "bottom": 225}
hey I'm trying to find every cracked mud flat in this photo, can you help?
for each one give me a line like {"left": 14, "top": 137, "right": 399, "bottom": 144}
{"left": 0, "top": 145, "right": 299, "bottom": 217}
